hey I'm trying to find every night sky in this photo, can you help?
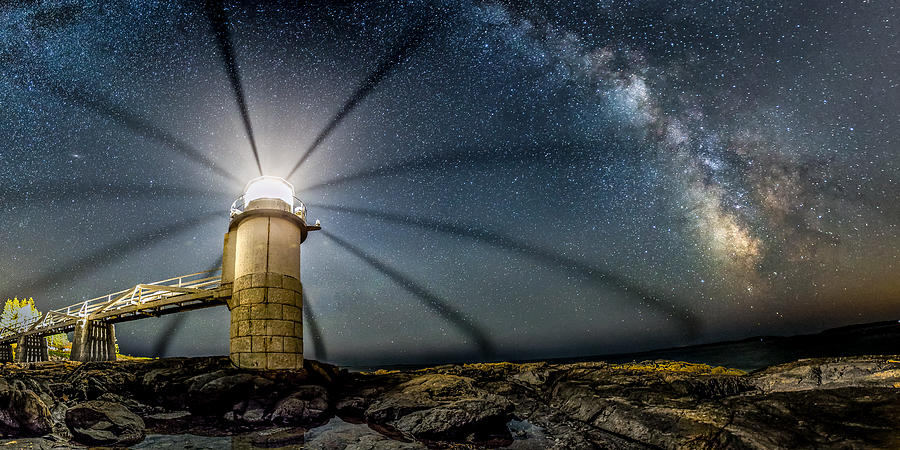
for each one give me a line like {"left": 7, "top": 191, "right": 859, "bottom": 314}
{"left": 0, "top": 1, "right": 897, "bottom": 366}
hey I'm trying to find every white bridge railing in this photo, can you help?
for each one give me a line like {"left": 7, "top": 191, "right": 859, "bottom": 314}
{"left": 0, "top": 269, "right": 222, "bottom": 342}
{"left": 0, "top": 316, "right": 42, "bottom": 341}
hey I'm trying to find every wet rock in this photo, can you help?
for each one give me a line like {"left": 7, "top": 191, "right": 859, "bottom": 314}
{"left": 304, "top": 417, "right": 425, "bottom": 450}
{"left": 392, "top": 397, "right": 513, "bottom": 441}
{"left": 48, "top": 403, "right": 71, "bottom": 440}
{"left": 335, "top": 395, "right": 369, "bottom": 419}
{"left": 364, "top": 374, "right": 513, "bottom": 442}
{"left": 4, "top": 354, "right": 900, "bottom": 448}
{"left": 245, "top": 426, "right": 307, "bottom": 448}
{"left": 0, "top": 387, "right": 53, "bottom": 437}
{"left": 189, "top": 372, "right": 275, "bottom": 415}
{"left": 270, "top": 385, "right": 330, "bottom": 426}
{"left": 146, "top": 411, "right": 191, "bottom": 420}
{"left": 140, "top": 358, "right": 234, "bottom": 409}
{"left": 65, "top": 400, "right": 145, "bottom": 446}
{"left": 97, "top": 392, "right": 162, "bottom": 416}
{"left": 226, "top": 398, "right": 269, "bottom": 424}
{"left": 0, "top": 436, "right": 81, "bottom": 449}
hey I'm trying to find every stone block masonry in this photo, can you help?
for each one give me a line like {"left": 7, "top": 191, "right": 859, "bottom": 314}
{"left": 225, "top": 191, "right": 313, "bottom": 370}
{"left": 229, "top": 272, "right": 303, "bottom": 370}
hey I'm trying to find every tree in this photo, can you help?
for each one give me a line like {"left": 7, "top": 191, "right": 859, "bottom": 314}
{"left": 0, "top": 297, "right": 41, "bottom": 332}
{"left": 47, "top": 333, "right": 71, "bottom": 350}
{"left": 2, "top": 297, "right": 68, "bottom": 352}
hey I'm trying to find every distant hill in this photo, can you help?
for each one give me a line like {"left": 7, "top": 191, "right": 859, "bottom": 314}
{"left": 350, "top": 320, "right": 900, "bottom": 373}
{"left": 564, "top": 320, "right": 900, "bottom": 371}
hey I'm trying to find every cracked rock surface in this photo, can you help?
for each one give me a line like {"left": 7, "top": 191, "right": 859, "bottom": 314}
{"left": 0, "top": 356, "right": 898, "bottom": 448}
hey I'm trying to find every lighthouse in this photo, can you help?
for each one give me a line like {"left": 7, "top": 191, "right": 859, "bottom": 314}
{"left": 222, "top": 176, "right": 319, "bottom": 370}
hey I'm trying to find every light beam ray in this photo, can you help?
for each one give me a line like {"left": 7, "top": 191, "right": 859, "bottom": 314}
{"left": 0, "top": 183, "right": 226, "bottom": 209}
{"left": 205, "top": 0, "right": 263, "bottom": 176}
{"left": 297, "top": 140, "right": 619, "bottom": 192}
{"left": 2, "top": 213, "right": 221, "bottom": 300}
{"left": 44, "top": 84, "right": 243, "bottom": 187}
{"left": 302, "top": 292, "right": 327, "bottom": 361}
{"left": 284, "top": 18, "right": 434, "bottom": 180}
{"left": 313, "top": 204, "right": 702, "bottom": 338}
{"left": 149, "top": 254, "right": 223, "bottom": 358}
{"left": 321, "top": 229, "right": 495, "bottom": 358}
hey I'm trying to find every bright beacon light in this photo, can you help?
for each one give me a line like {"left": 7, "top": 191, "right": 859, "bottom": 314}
{"left": 243, "top": 176, "right": 294, "bottom": 207}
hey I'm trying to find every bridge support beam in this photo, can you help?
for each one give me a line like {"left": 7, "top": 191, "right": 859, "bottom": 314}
{"left": 71, "top": 319, "right": 117, "bottom": 362}
{"left": 0, "top": 343, "right": 13, "bottom": 363}
{"left": 227, "top": 196, "right": 310, "bottom": 370}
{"left": 15, "top": 335, "right": 49, "bottom": 363}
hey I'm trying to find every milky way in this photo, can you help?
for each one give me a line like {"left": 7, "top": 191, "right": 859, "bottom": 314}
{"left": 0, "top": 1, "right": 896, "bottom": 365}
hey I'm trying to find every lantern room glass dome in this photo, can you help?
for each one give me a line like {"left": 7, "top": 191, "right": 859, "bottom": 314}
{"left": 231, "top": 176, "right": 308, "bottom": 220}
{"left": 244, "top": 176, "right": 294, "bottom": 206}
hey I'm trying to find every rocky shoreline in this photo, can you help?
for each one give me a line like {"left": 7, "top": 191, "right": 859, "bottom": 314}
{"left": 0, "top": 355, "right": 898, "bottom": 448}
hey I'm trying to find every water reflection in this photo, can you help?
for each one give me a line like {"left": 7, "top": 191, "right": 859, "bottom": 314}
{"left": 134, "top": 416, "right": 554, "bottom": 449}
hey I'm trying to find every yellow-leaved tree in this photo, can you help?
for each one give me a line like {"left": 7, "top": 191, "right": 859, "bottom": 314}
{"left": 0, "top": 297, "right": 41, "bottom": 331}
{"left": 1, "top": 297, "right": 70, "bottom": 356}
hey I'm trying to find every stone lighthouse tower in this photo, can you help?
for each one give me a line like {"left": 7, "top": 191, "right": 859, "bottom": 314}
{"left": 222, "top": 176, "right": 318, "bottom": 370}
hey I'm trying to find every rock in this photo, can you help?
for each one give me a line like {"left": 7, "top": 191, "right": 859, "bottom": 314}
{"left": 65, "top": 362, "right": 139, "bottom": 401}
{"left": 537, "top": 358, "right": 900, "bottom": 449}
{"left": 335, "top": 395, "right": 369, "bottom": 419}
{"left": 304, "top": 417, "right": 425, "bottom": 450}
{"left": 226, "top": 398, "right": 269, "bottom": 424}
{"left": 146, "top": 411, "right": 191, "bottom": 420}
{"left": 4, "top": 354, "right": 900, "bottom": 448}
{"left": 512, "top": 368, "right": 549, "bottom": 387}
{"left": 270, "top": 385, "right": 330, "bottom": 426}
{"left": 49, "top": 403, "right": 72, "bottom": 440}
{"left": 0, "top": 436, "right": 82, "bottom": 449}
{"left": 365, "top": 374, "right": 475, "bottom": 423}
{"left": 97, "top": 392, "right": 161, "bottom": 416}
{"left": 0, "top": 388, "right": 53, "bottom": 437}
{"left": 138, "top": 357, "right": 234, "bottom": 409}
{"left": 364, "top": 374, "right": 513, "bottom": 442}
{"left": 65, "top": 400, "right": 145, "bottom": 446}
{"left": 392, "top": 397, "right": 513, "bottom": 441}
{"left": 304, "top": 359, "right": 345, "bottom": 385}
{"left": 188, "top": 372, "right": 275, "bottom": 415}
{"left": 752, "top": 356, "right": 900, "bottom": 393}
{"left": 244, "top": 427, "right": 307, "bottom": 448}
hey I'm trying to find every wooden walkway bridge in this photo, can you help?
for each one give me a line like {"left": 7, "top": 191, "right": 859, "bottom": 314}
{"left": 0, "top": 270, "right": 231, "bottom": 363}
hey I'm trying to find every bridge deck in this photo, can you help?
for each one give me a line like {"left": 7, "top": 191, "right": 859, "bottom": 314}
{"left": 0, "top": 270, "right": 230, "bottom": 344}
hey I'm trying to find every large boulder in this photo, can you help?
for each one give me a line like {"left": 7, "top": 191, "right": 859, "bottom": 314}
{"left": 392, "top": 397, "right": 513, "bottom": 441}
{"left": 65, "top": 362, "right": 139, "bottom": 401}
{"left": 270, "top": 385, "right": 330, "bottom": 426}
{"left": 0, "top": 384, "right": 53, "bottom": 437}
{"left": 137, "top": 357, "right": 235, "bottom": 409}
{"left": 65, "top": 400, "right": 145, "bottom": 446}
{"left": 365, "top": 374, "right": 472, "bottom": 423}
{"left": 365, "top": 374, "right": 513, "bottom": 442}
{"left": 187, "top": 372, "right": 275, "bottom": 415}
